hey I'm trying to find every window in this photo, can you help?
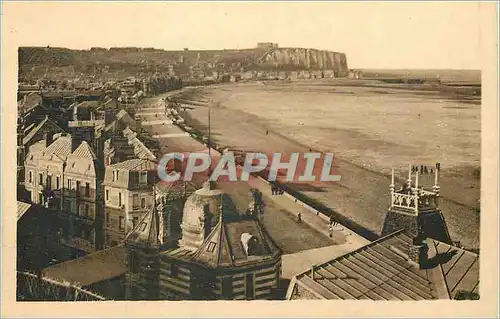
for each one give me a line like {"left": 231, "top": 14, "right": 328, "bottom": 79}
{"left": 56, "top": 176, "right": 60, "bottom": 189}
{"left": 170, "top": 264, "right": 179, "bottom": 278}
{"left": 119, "top": 216, "right": 125, "bottom": 231}
{"left": 139, "top": 172, "right": 147, "bottom": 184}
{"left": 76, "top": 181, "right": 80, "bottom": 194}
{"left": 133, "top": 194, "right": 139, "bottom": 209}
{"left": 222, "top": 277, "right": 233, "bottom": 299}
{"left": 106, "top": 189, "right": 109, "bottom": 201}
{"left": 38, "top": 192, "right": 43, "bottom": 204}
{"left": 39, "top": 173, "right": 43, "bottom": 185}
{"left": 67, "top": 179, "right": 72, "bottom": 189}
{"left": 112, "top": 171, "right": 116, "bottom": 182}
{"left": 85, "top": 204, "right": 90, "bottom": 218}
{"left": 207, "top": 242, "right": 216, "bottom": 252}
{"left": 141, "top": 197, "right": 146, "bottom": 209}
{"left": 29, "top": 171, "right": 32, "bottom": 183}
{"left": 118, "top": 192, "right": 122, "bottom": 207}
{"left": 46, "top": 175, "right": 52, "bottom": 188}
{"left": 85, "top": 182, "right": 90, "bottom": 197}
{"left": 245, "top": 273, "right": 254, "bottom": 300}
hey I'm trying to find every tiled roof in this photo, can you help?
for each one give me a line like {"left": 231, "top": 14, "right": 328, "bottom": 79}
{"left": 42, "top": 245, "right": 127, "bottom": 287}
{"left": 17, "top": 201, "right": 33, "bottom": 221}
{"left": 287, "top": 230, "right": 480, "bottom": 300}
{"left": 109, "top": 158, "right": 157, "bottom": 171}
{"left": 71, "top": 141, "right": 97, "bottom": 160}
{"left": 42, "top": 136, "right": 72, "bottom": 161}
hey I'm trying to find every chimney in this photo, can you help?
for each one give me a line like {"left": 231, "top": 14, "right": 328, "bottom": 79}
{"left": 408, "top": 237, "right": 429, "bottom": 268}
{"left": 135, "top": 115, "right": 142, "bottom": 134}
{"left": 44, "top": 132, "right": 54, "bottom": 147}
{"left": 71, "top": 134, "right": 81, "bottom": 153}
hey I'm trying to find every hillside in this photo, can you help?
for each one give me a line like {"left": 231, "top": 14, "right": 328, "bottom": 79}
{"left": 18, "top": 46, "right": 349, "bottom": 79}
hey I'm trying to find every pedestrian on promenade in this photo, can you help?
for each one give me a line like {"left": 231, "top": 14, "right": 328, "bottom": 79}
{"left": 297, "top": 213, "right": 302, "bottom": 224}
{"left": 329, "top": 224, "right": 333, "bottom": 238}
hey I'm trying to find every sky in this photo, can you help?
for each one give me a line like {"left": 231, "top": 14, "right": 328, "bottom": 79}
{"left": 3, "top": 1, "right": 485, "bottom": 69}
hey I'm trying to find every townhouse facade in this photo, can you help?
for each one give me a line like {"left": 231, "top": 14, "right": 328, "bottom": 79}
{"left": 102, "top": 159, "right": 157, "bottom": 248}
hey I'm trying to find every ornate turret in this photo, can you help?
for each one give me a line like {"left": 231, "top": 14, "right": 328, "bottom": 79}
{"left": 381, "top": 165, "right": 452, "bottom": 244}
{"left": 179, "top": 181, "right": 238, "bottom": 251}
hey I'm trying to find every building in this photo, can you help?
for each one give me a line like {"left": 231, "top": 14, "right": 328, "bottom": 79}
{"left": 23, "top": 133, "right": 104, "bottom": 253}
{"left": 257, "top": 42, "right": 279, "bottom": 50}
{"left": 102, "top": 158, "right": 158, "bottom": 248}
{"left": 124, "top": 181, "right": 283, "bottom": 300}
{"left": 18, "top": 115, "right": 66, "bottom": 184}
{"left": 286, "top": 168, "right": 479, "bottom": 300}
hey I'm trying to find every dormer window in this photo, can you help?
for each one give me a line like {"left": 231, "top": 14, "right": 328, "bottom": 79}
{"left": 207, "top": 242, "right": 216, "bottom": 252}
{"left": 241, "top": 233, "right": 259, "bottom": 256}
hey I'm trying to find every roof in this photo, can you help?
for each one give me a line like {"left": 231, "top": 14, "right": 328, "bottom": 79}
{"left": 41, "top": 136, "right": 72, "bottom": 161}
{"left": 42, "top": 245, "right": 127, "bottom": 287}
{"left": 189, "top": 216, "right": 281, "bottom": 268}
{"left": 125, "top": 205, "right": 161, "bottom": 248}
{"left": 109, "top": 158, "right": 157, "bottom": 171}
{"left": 288, "top": 231, "right": 437, "bottom": 300}
{"left": 76, "top": 101, "right": 100, "bottom": 109}
{"left": 17, "top": 201, "right": 33, "bottom": 221}
{"left": 123, "top": 127, "right": 157, "bottom": 161}
{"left": 71, "top": 141, "right": 97, "bottom": 160}
{"left": 18, "top": 92, "right": 42, "bottom": 114}
{"left": 22, "top": 116, "right": 65, "bottom": 146}
{"left": 116, "top": 109, "right": 137, "bottom": 130}
{"left": 155, "top": 180, "right": 198, "bottom": 196}
{"left": 287, "top": 230, "right": 480, "bottom": 300}
{"left": 282, "top": 243, "right": 365, "bottom": 280}
{"left": 428, "top": 239, "right": 479, "bottom": 298}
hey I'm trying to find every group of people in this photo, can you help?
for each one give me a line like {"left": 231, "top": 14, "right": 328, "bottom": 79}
{"left": 271, "top": 185, "right": 285, "bottom": 195}
{"left": 411, "top": 162, "right": 441, "bottom": 175}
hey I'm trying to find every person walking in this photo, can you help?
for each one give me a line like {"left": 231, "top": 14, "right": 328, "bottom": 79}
{"left": 297, "top": 212, "right": 302, "bottom": 224}
{"left": 329, "top": 224, "right": 334, "bottom": 238}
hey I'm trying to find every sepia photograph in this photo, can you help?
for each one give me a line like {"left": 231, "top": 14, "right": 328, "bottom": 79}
{"left": 2, "top": 1, "right": 498, "bottom": 317}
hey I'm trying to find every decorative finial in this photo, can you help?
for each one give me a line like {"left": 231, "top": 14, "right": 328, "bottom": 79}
{"left": 415, "top": 170, "right": 419, "bottom": 190}
{"left": 407, "top": 164, "right": 412, "bottom": 187}
{"left": 433, "top": 169, "right": 440, "bottom": 196}
{"left": 390, "top": 168, "right": 395, "bottom": 193}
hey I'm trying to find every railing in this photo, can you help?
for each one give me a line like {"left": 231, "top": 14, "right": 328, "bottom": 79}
{"left": 391, "top": 192, "right": 418, "bottom": 215}
{"left": 391, "top": 189, "right": 439, "bottom": 215}
{"left": 17, "top": 271, "right": 106, "bottom": 301}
